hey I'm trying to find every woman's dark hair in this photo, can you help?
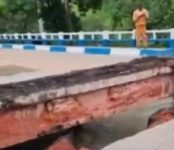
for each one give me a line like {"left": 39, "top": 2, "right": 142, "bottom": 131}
{"left": 138, "top": 3, "right": 143, "bottom": 10}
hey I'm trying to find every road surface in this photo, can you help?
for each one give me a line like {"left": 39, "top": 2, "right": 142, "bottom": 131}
{"left": 0, "top": 49, "right": 137, "bottom": 84}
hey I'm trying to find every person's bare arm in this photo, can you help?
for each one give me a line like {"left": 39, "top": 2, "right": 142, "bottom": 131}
{"left": 133, "top": 11, "right": 145, "bottom": 22}
{"left": 133, "top": 11, "right": 137, "bottom": 22}
{"left": 144, "top": 9, "right": 149, "bottom": 19}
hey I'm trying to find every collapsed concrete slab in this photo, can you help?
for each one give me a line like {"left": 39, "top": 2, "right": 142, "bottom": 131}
{"left": 0, "top": 57, "right": 174, "bottom": 148}
{"left": 0, "top": 57, "right": 172, "bottom": 108}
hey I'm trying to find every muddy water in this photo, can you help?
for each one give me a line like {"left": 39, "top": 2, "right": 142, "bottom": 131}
{"left": 73, "top": 98, "right": 173, "bottom": 150}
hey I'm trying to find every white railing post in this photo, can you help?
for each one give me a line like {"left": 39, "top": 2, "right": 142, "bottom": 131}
{"left": 8, "top": 34, "right": 11, "bottom": 40}
{"left": 170, "top": 28, "right": 174, "bottom": 39}
{"left": 152, "top": 31, "right": 157, "bottom": 39}
{"left": 132, "top": 30, "right": 136, "bottom": 39}
{"left": 102, "top": 31, "right": 109, "bottom": 40}
{"left": 79, "top": 31, "right": 84, "bottom": 40}
{"left": 132, "top": 30, "right": 136, "bottom": 47}
{"left": 69, "top": 33, "right": 73, "bottom": 40}
{"left": 102, "top": 31, "right": 109, "bottom": 46}
{"left": 78, "top": 31, "right": 85, "bottom": 46}
{"left": 58, "top": 32, "right": 64, "bottom": 40}
{"left": 118, "top": 33, "right": 122, "bottom": 40}
{"left": 3, "top": 34, "right": 7, "bottom": 40}
{"left": 0, "top": 28, "right": 173, "bottom": 48}
{"left": 14, "top": 33, "right": 19, "bottom": 40}
{"left": 41, "top": 32, "right": 46, "bottom": 39}
{"left": 27, "top": 33, "right": 32, "bottom": 40}
{"left": 169, "top": 28, "right": 174, "bottom": 49}
{"left": 40, "top": 32, "right": 46, "bottom": 45}
{"left": 58, "top": 32, "right": 64, "bottom": 45}
{"left": 91, "top": 33, "right": 95, "bottom": 40}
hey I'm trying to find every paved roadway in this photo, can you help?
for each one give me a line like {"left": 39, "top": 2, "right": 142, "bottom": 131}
{"left": 0, "top": 49, "right": 137, "bottom": 74}
{"left": 0, "top": 49, "right": 137, "bottom": 84}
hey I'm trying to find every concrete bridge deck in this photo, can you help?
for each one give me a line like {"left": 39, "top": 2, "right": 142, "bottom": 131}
{"left": 0, "top": 49, "right": 136, "bottom": 84}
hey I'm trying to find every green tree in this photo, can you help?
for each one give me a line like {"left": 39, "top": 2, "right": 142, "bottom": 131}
{"left": 82, "top": 0, "right": 174, "bottom": 31}
{"left": 38, "top": 0, "right": 103, "bottom": 32}
{"left": 148, "top": 0, "right": 174, "bottom": 29}
{"left": 72, "top": 0, "right": 102, "bottom": 13}
{"left": 38, "top": 0, "right": 81, "bottom": 32}
{"left": 1, "top": 0, "right": 174, "bottom": 33}
{"left": 0, "top": 0, "right": 38, "bottom": 33}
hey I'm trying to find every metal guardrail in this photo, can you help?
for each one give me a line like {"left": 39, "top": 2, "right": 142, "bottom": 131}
{"left": 0, "top": 29, "right": 174, "bottom": 47}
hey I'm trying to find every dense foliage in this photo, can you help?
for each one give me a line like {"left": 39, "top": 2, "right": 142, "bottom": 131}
{"left": 0, "top": 0, "right": 174, "bottom": 33}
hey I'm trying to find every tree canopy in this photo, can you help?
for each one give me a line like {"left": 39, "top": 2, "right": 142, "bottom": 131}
{"left": 0, "top": 0, "right": 38, "bottom": 33}
{"left": 0, "top": 0, "right": 174, "bottom": 33}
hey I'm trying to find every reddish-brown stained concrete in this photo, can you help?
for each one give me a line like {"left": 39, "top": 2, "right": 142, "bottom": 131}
{"left": 47, "top": 138, "right": 76, "bottom": 150}
{"left": 46, "top": 137, "right": 91, "bottom": 150}
{"left": 0, "top": 75, "right": 173, "bottom": 148}
{"left": 0, "top": 51, "right": 173, "bottom": 149}
{"left": 148, "top": 107, "right": 174, "bottom": 128}
{"left": 0, "top": 57, "right": 171, "bottom": 108}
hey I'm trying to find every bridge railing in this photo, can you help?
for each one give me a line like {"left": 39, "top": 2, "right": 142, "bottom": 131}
{"left": 0, "top": 29, "right": 173, "bottom": 48}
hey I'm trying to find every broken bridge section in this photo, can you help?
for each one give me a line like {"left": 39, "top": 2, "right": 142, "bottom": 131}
{"left": 0, "top": 57, "right": 174, "bottom": 148}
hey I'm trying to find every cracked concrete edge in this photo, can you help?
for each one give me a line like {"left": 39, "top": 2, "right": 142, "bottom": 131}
{"left": 0, "top": 57, "right": 173, "bottom": 108}
{"left": 6, "top": 66, "right": 173, "bottom": 107}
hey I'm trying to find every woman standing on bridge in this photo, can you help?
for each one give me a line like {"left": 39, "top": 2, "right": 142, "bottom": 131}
{"left": 133, "top": 4, "right": 149, "bottom": 48}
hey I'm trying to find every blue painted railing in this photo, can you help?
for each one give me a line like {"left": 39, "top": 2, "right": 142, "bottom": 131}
{"left": 0, "top": 29, "right": 174, "bottom": 48}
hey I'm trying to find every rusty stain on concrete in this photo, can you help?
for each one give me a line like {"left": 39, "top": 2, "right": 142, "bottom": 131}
{"left": 0, "top": 54, "right": 174, "bottom": 149}
{"left": 0, "top": 74, "right": 174, "bottom": 148}
{"left": 148, "top": 107, "right": 174, "bottom": 128}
